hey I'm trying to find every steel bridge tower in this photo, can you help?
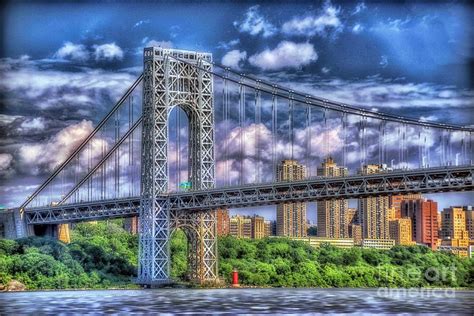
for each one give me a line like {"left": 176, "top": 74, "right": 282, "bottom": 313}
{"left": 138, "top": 47, "right": 217, "bottom": 285}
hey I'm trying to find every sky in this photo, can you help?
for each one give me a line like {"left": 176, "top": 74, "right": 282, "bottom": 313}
{"left": 0, "top": 1, "right": 473, "bottom": 221}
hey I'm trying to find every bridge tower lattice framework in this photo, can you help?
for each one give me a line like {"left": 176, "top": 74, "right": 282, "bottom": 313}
{"left": 139, "top": 47, "right": 217, "bottom": 285}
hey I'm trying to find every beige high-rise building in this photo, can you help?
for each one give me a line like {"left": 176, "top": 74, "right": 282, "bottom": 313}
{"left": 316, "top": 158, "right": 349, "bottom": 238}
{"left": 276, "top": 160, "right": 307, "bottom": 237}
{"left": 345, "top": 208, "right": 358, "bottom": 238}
{"left": 229, "top": 215, "right": 252, "bottom": 238}
{"left": 358, "top": 164, "right": 391, "bottom": 239}
{"left": 389, "top": 218, "right": 413, "bottom": 245}
{"left": 462, "top": 206, "right": 474, "bottom": 240}
{"left": 264, "top": 220, "right": 273, "bottom": 237}
{"left": 251, "top": 215, "right": 265, "bottom": 239}
{"left": 57, "top": 223, "right": 71, "bottom": 243}
{"left": 352, "top": 224, "right": 362, "bottom": 245}
{"left": 440, "top": 206, "right": 469, "bottom": 258}
{"left": 441, "top": 207, "right": 469, "bottom": 241}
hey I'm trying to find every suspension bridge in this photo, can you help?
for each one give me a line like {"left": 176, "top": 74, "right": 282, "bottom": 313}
{"left": 0, "top": 47, "right": 473, "bottom": 285}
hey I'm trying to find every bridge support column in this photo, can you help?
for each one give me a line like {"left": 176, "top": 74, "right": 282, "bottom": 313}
{"left": 13, "top": 209, "right": 28, "bottom": 239}
{"left": 138, "top": 197, "right": 171, "bottom": 285}
{"left": 171, "top": 209, "right": 218, "bottom": 283}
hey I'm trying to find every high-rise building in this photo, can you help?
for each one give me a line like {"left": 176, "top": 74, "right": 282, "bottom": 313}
{"left": 352, "top": 224, "right": 362, "bottom": 245}
{"left": 462, "top": 206, "right": 474, "bottom": 240}
{"left": 251, "top": 215, "right": 265, "bottom": 239}
{"left": 388, "top": 207, "right": 396, "bottom": 221}
{"left": 229, "top": 215, "right": 252, "bottom": 238}
{"left": 390, "top": 194, "right": 423, "bottom": 219}
{"left": 402, "top": 199, "right": 439, "bottom": 250}
{"left": 316, "top": 158, "right": 349, "bottom": 238}
{"left": 440, "top": 207, "right": 470, "bottom": 257}
{"left": 441, "top": 207, "right": 469, "bottom": 241}
{"left": 123, "top": 217, "right": 139, "bottom": 235}
{"left": 57, "top": 223, "right": 71, "bottom": 243}
{"left": 264, "top": 220, "right": 274, "bottom": 237}
{"left": 217, "top": 209, "right": 230, "bottom": 236}
{"left": 389, "top": 218, "right": 413, "bottom": 246}
{"left": 276, "top": 160, "right": 307, "bottom": 237}
{"left": 358, "top": 164, "right": 391, "bottom": 239}
{"left": 345, "top": 208, "right": 357, "bottom": 238}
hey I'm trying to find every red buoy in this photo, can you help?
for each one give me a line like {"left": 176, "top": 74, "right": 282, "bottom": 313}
{"left": 232, "top": 268, "right": 239, "bottom": 287}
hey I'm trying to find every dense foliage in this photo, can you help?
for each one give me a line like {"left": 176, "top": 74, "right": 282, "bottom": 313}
{"left": 1, "top": 223, "right": 473, "bottom": 290}
{"left": 0, "top": 220, "right": 138, "bottom": 290}
{"left": 217, "top": 236, "right": 474, "bottom": 288}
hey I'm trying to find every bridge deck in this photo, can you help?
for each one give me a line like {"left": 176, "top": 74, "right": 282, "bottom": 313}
{"left": 23, "top": 165, "right": 473, "bottom": 224}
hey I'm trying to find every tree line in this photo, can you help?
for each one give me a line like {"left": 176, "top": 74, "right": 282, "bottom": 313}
{"left": 1, "top": 222, "right": 473, "bottom": 290}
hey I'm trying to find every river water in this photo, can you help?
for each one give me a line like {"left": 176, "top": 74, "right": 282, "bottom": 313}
{"left": 0, "top": 288, "right": 473, "bottom": 314}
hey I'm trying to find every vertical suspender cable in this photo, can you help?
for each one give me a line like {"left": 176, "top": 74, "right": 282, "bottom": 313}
{"left": 131, "top": 96, "right": 134, "bottom": 196}
{"left": 343, "top": 112, "right": 347, "bottom": 168}
{"left": 223, "top": 70, "right": 229, "bottom": 186}
{"left": 289, "top": 92, "right": 294, "bottom": 160}
{"left": 305, "top": 105, "right": 311, "bottom": 177}
{"left": 255, "top": 81, "right": 261, "bottom": 183}
{"left": 272, "top": 87, "right": 277, "bottom": 181}
{"left": 239, "top": 81, "right": 245, "bottom": 185}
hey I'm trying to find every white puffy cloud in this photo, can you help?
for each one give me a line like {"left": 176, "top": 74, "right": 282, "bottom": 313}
{"left": 0, "top": 56, "right": 137, "bottom": 110}
{"left": 133, "top": 19, "right": 150, "bottom": 28}
{"left": 282, "top": 4, "right": 341, "bottom": 36}
{"left": 19, "top": 117, "right": 46, "bottom": 131}
{"left": 54, "top": 42, "right": 89, "bottom": 61}
{"left": 221, "top": 50, "right": 247, "bottom": 70}
{"left": 18, "top": 120, "right": 95, "bottom": 174}
{"left": 144, "top": 40, "right": 174, "bottom": 49}
{"left": 352, "top": 2, "right": 367, "bottom": 15}
{"left": 352, "top": 23, "right": 364, "bottom": 33}
{"left": 233, "top": 5, "right": 276, "bottom": 37}
{"left": 249, "top": 41, "right": 318, "bottom": 70}
{"left": 321, "top": 67, "right": 331, "bottom": 74}
{"left": 0, "top": 154, "right": 13, "bottom": 171}
{"left": 217, "top": 39, "right": 240, "bottom": 50}
{"left": 93, "top": 43, "right": 124, "bottom": 61}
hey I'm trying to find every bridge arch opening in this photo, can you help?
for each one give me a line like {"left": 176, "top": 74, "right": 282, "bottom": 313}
{"left": 170, "top": 225, "right": 200, "bottom": 282}
{"left": 168, "top": 104, "right": 195, "bottom": 192}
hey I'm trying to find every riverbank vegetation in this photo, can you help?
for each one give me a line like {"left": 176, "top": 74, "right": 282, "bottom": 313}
{"left": 0, "top": 220, "right": 138, "bottom": 290}
{"left": 217, "top": 236, "right": 474, "bottom": 288}
{"left": 1, "top": 221, "right": 473, "bottom": 290}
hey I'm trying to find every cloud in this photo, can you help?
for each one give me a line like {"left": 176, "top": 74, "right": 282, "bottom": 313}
{"left": 352, "top": 2, "right": 367, "bottom": 15}
{"left": 0, "top": 153, "right": 13, "bottom": 171}
{"left": 18, "top": 120, "right": 94, "bottom": 174}
{"left": 379, "top": 55, "right": 388, "bottom": 68}
{"left": 352, "top": 23, "right": 364, "bottom": 33}
{"left": 0, "top": 56, "right": 137, "bottom": 111}
{"left": 221, "top": 50, "right": 247, "bottom": 70}
{"left": 0, "top": 114, "right": 22, "bottom": 126}
{"left": 233, "top": 5, "right": 276, "bottom": 37}
{"left": 19, "top": 117, "right": 46, "bottom": 131}
{"left": 93, "top": 43, "right": 124, "bottom": 61}
{"left": 249, "top": 41, "right": 318, "bottom": 71}
{"left": 133, "top": 19, "right": 150, "bottom": 28}
{"left": 321, "top": 67, "right": 331, "bottom": 74}
{"left": 282, "top": 3, "right": 341, "bottom": 36}
{"left": 217, "top": 39, "right": 240, "bottom": 50}
{"left": 54, "top": 42, "right": 89, "bottom": 61}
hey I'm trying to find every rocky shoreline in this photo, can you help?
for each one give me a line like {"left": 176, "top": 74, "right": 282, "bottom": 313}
{"left": 0, "top": 280, "right": 26, "bottom": 292}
